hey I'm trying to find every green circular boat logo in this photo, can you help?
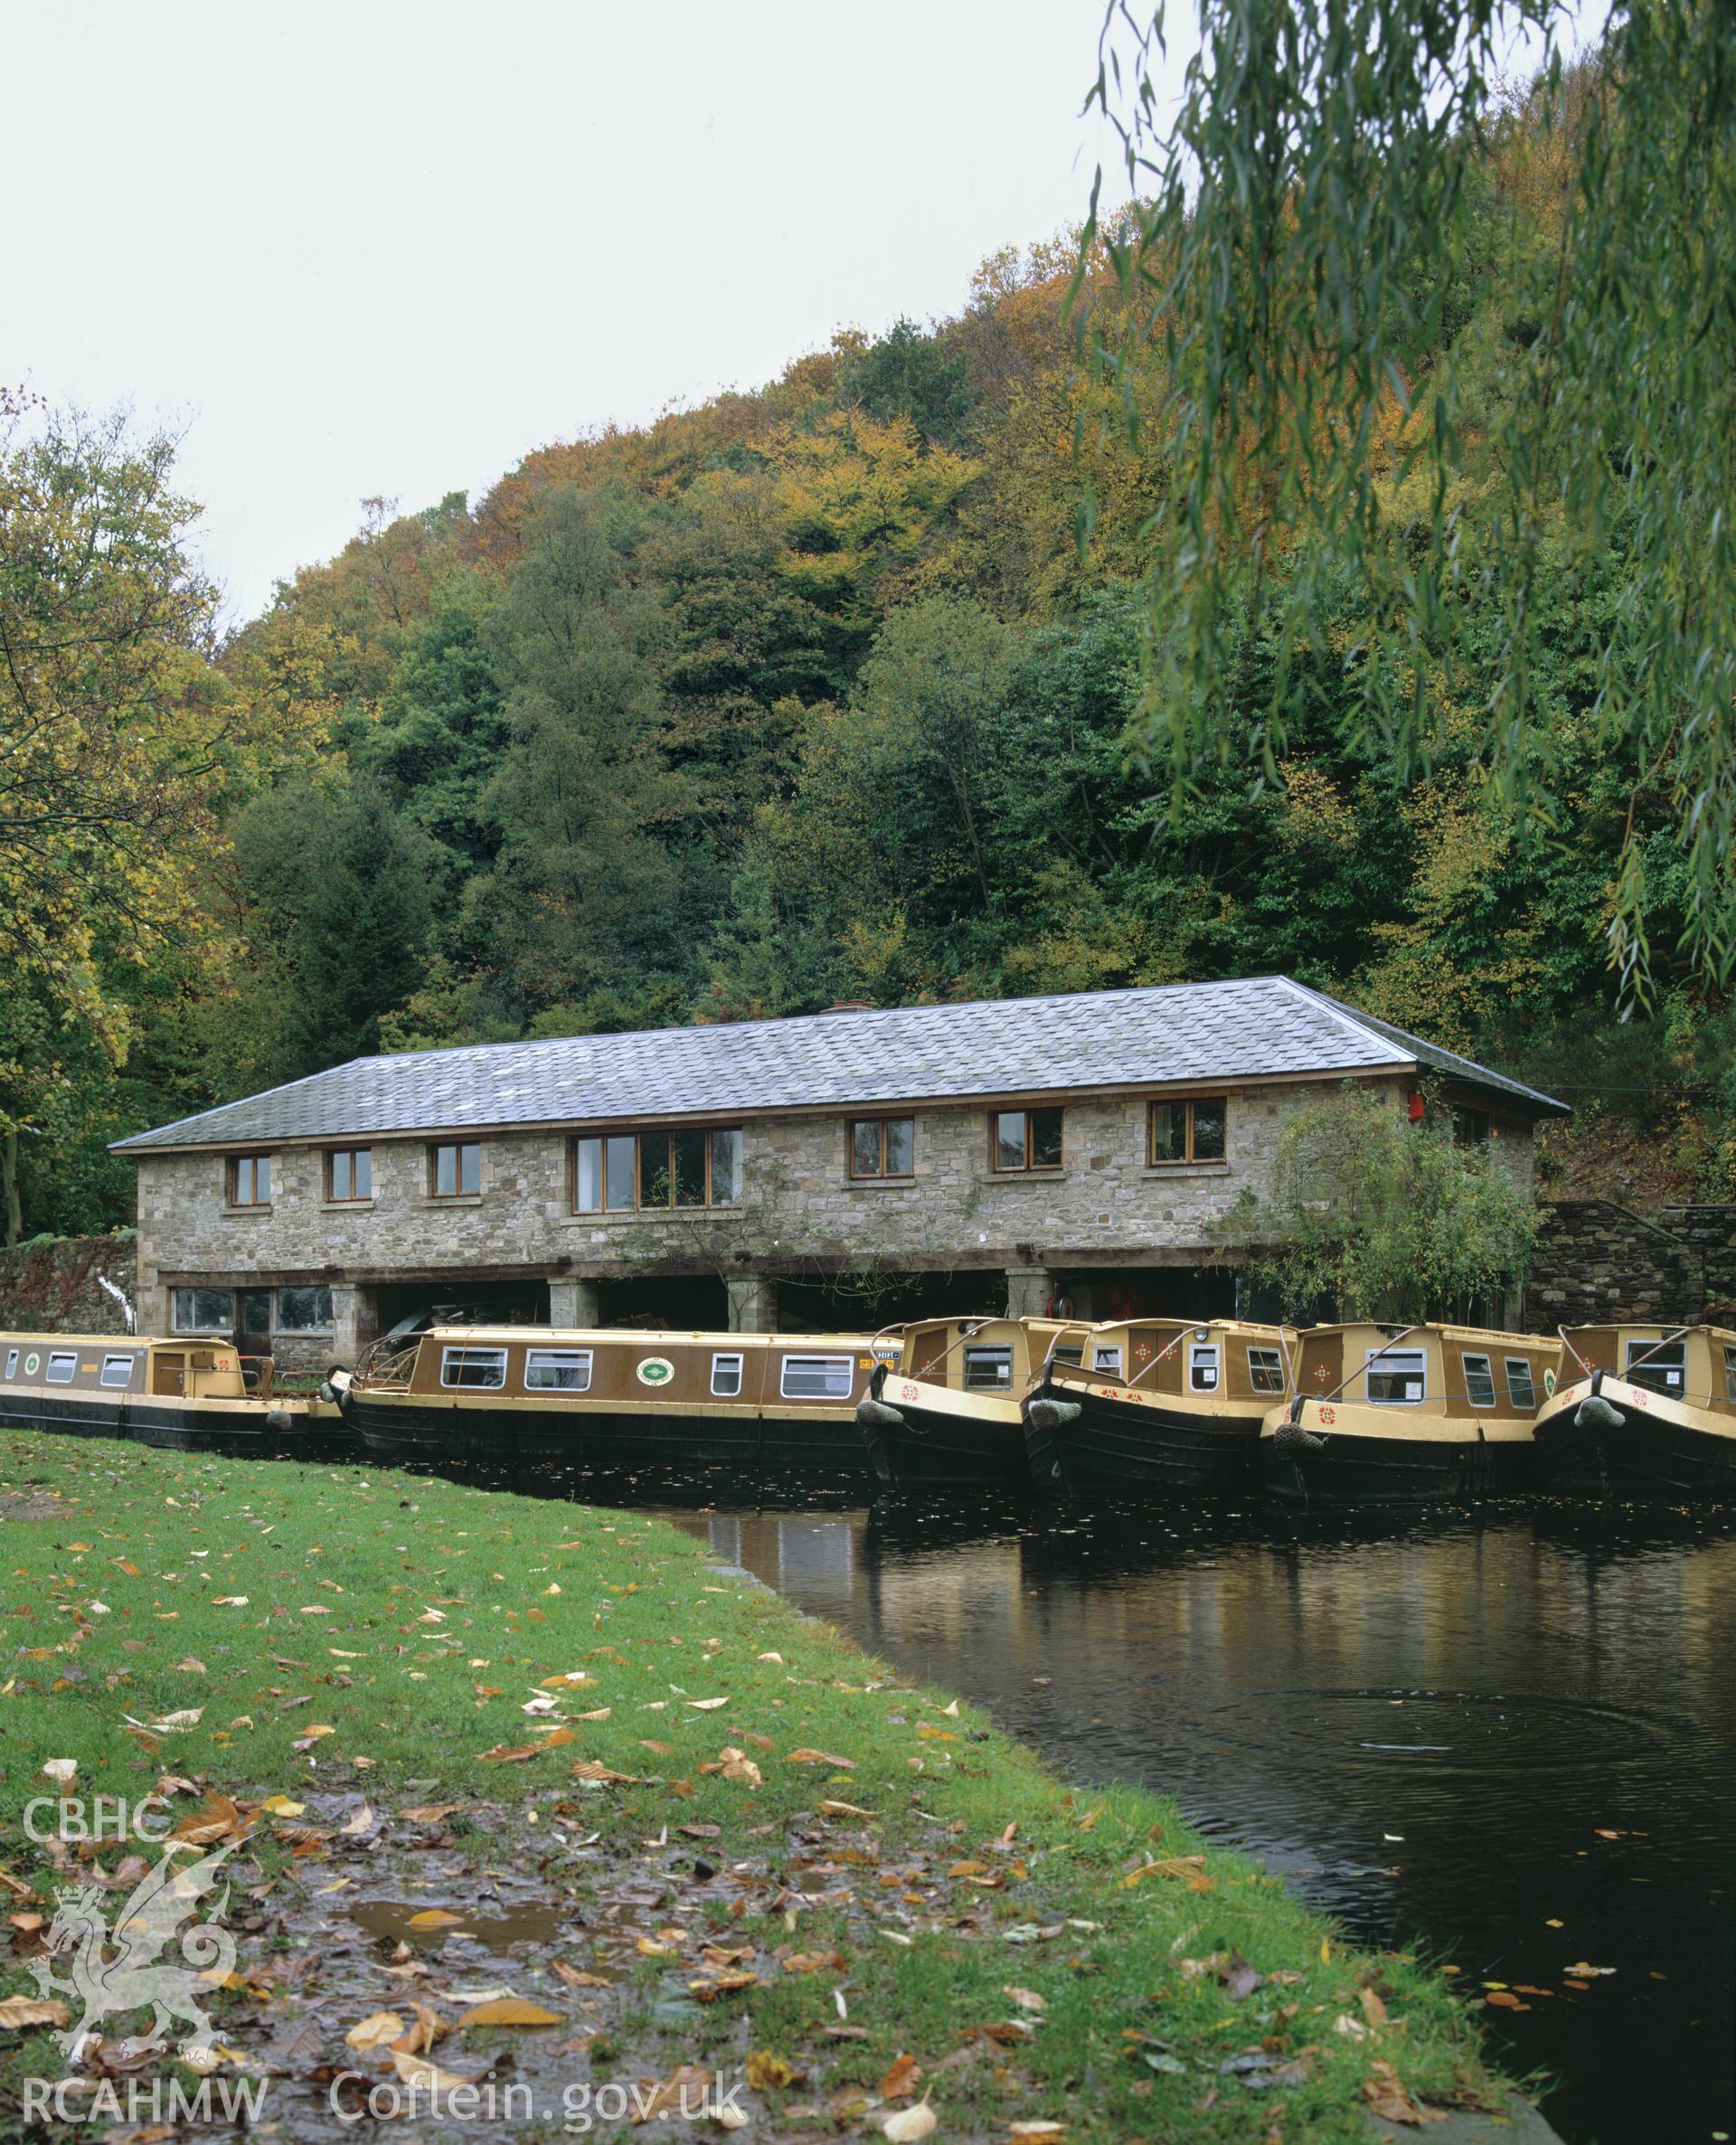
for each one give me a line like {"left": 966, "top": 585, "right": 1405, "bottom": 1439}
{"left": 23, "top": 1354, "right": 38, "bottom": 1377}
{"left": 636, "top": 1357, "right": 675, "bottom": 1387}
{"left": 1543, "top": 1367, "right": 1556, "bottom": 1395}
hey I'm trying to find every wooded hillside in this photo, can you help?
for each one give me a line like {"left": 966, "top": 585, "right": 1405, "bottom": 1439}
{"left": 5, "top": 80, "right": 1731, "bottom": 1241}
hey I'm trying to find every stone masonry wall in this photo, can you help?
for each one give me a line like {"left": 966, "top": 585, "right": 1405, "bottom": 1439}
{"left": 1525, "top": 1199, "right": 1713, "bottom": 1329}
{"left": 0, "top": 1233, "right": 138, "bottom": 1336}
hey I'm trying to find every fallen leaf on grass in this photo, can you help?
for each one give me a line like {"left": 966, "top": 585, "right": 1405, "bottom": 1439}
{"left": 880, "top": 2053, "right": 922, "bottom": 2100}
{"left": 1122, "top": 1854, "right": 1211, "bottom": 1890}
{"left": 689, "top": 1971, "right": 760, "bottom": 2001}
{"left": 746, "top": 2049, "right": 797, "bottom": 2090}
{"left": 821, "top": 1799, "right": 875, "bottom": 1819}
{"left": 552, "top": 1961, "right": 611, "bottom": 1989}
{"left": 407, "top": 1909, "right": 464, "bottom": 1930}
{"left": 391, "top": 2047, "right": 476, "bottom": 2094}
{"left": 628, "top": 2064, "right": 713, "bottom": 2122}
{"left": 260, "top": 1796, "right": 305, "bottom": 1818}
{"left": 38, "top": 1760, "right": 76, "bottom": 1789}
{"left": 401, "top": 1802, "right": 467, "bottom": 1823}
{"left": 1004, "top": 1986, "right": 1046, "bottom": 2013}
{"left": 571, "top": 1759, "right": 638, "bottom": 1785}
{"left": 1008, "top": 2126, "right": 1067, "bottom": 2142}
{"left": 787, "top": 1747, "right": 854, "bottom": 1768}
{"left": 1363, "top": 2059, "right": 1448, "bottom": 2125}
{"left": 0, "top": 1996, "right": 68, "bottom": 2029}
{"left": 782, "top": 1949, "right": 845, "bottom": 1975}
{"left": 345, "top": 2012, "right": 405, "bottom": 2050}
{"left": 688, "top": 1696, "right": 730, "bottom": 1710}
{"left": 883, "top": 2102, "right": 939, "bottom": 2142}
{"left": 462, "top": 1997, "right": 562, "bottom": 2027}
{"left": 478, "top": 1743, "right": 545, "bottom": 1763}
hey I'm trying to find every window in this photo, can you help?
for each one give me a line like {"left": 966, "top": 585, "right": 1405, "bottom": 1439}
{"left": 440, "top": 1347, "right": 507, "bottom": 1389}
{"left": 1505, "top": 1357, "right": 1536, "bottom": 1410}
{"left": 1052, "top": 1344, "right": 1083, "bottom": 1368}
{"left": 327, "top": 1148, "right": 373, "bottom": 1201}
{"left": 173, "top": 1288, "right": 235, "bottom": 1334}
{"left": 1248, "top": 1346, "right": 1286, "bottom": 1394}
{"left": 572, "top": 1127, "right": 741, "bottom": 1211}
{"left": 229, "top": 1154, "right": 271, "bottom": 1205}
{"left": 963, "top": 1345, "right": 1014, "bottom": 1390}
{"left": 1188, "top": 1344, "right": 1222, "bottom": 1393}
{"left": 239, "top": 1289, "right": 272, "bottom": 1337}
{"left": 525, "top": 1349, "right": 592, "bottom": 1392}
{"left": 100, "top": 1354, "right": 135, "bottom": 1389}
{"left": 430, "top": 1142, "right": 481, "bottom": 1197}
{"left": 1091, "top": 1343, "right": 1125, "bottom": 1376}
{"left": 1452, "top": 1105, "right": 1492, "bottom": 1147}
{"left": 779, "top": 1355, "right": 853, "bottom": 1400}
{"left": 1148, "top": 1097, "right": 1228, "bottom": 1165}
{"left": 1366, "top": 1348, "right": 1428, "bottom": 1404}
{"left": 1625, "top": 1338, "right": 1685, "bottom": 1396}
{"left": 850, "top": 1117, "right": 915, "bottom": 1178}
{"left": 1724, "top": 1345, "right": 1736, "bottom": 1403}
{"left": 991, "top": 1107, "right": 1063, "bottom": 1172}
{"left": 45, "top": 1352, "right": 77, "bottom": 1384}
{"left": 711, "top": 1352, "right": 744, "bottom": 1398}
{"left": 3, "top": 1349, "right": 15, "bottom": 1379}
{"left": 1463, "top": 1353, "right": 1497, "bottom": 1411}
{"left": 275, "top": 1288, "right": 334, "bottom": 1333}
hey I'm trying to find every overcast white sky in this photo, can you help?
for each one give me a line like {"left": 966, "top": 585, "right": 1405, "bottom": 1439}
{"left": 7, "top": 0, "right": 1156, "bottom": 625}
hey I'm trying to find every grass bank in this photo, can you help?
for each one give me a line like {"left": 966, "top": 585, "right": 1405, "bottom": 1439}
{"left": 0, "top": 1433, "right": 1521, "bottom": 2139}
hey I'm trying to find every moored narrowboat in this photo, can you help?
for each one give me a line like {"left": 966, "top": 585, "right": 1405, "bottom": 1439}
{"left": 1532, "top": 1324, "right": 1736, "bottom": 1500}
{"left": 0, "top": 1331, "right": 337, "bottom": 1449}
{"left": 1023, "top": 1318, "right": 1295, "bottom": 1495}
{"left": 1260, "top": 1322, "right": 1556, "bottom": 1505}
{"left": 855, "top": 1318, "right": 1079, "bottom": 1490}
{"left": 335, "top": 1326, "right": 892, "bottom": 1471}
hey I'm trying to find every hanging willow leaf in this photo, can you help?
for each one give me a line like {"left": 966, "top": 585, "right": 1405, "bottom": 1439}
{"left": 1082, "top": 2, "right": 1736, "bottom": 997}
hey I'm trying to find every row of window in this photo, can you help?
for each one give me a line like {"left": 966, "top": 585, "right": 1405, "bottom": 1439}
{"left": 172, "top": 1287, "right": 334, "bottom": 1337}
{"left": 221, "top": 1098, "right": 1236, "bottom": 1217}
{"left": 1363, "top": 1349, "right": 1536, "bottom": 1408}
{"left": 439, "top": 1346, "right": 854, "bottom": 1401}
{"left": 3, "top": 1347, "right": 136, "bottom": 1387}
{"left": 965, "top": 1335, "right": 1284, "bottom": 1394}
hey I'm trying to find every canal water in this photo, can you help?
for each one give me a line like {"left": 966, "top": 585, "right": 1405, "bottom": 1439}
{"left": 657, "top": 1494, "right": 1734, "bottom": 2145}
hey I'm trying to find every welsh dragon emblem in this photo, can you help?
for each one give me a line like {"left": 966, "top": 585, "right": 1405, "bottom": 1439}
{"left": 29, "top": 1841, "right": 238, "bottom": 2063}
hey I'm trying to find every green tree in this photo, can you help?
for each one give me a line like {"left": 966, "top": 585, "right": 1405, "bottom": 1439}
{"left": 1217, "top": 1085, "right": 1539, "bottom": 1322}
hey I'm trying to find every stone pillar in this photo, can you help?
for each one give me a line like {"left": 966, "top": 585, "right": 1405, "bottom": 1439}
{"left": 548, "top": 1277, "right": 601, "bottom": 1329}
{"left": 330, "top": 1285, "right": 377, "bottom": 1369}
{"left": 1004, "top": 1265, "right": 1052, "bottom": 1320}
{"left": 134, "top": 1274, "right": 170, "bottom": 1339}
{"left": 726, "top": 1274, "right": 778, "bottom": 1333}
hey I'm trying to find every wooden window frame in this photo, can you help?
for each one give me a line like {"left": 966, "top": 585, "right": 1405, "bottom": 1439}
{"left": 988, "top": 1105, "right": 1065, "bottom": 1175}
{"left": 429, "top": 1141, "right": 482, "bottom": 1198}
{"left": 1146, "top": 1097, "right": 1229, "bottom": 1167}
{"left": 847, "top": 1116, "right": 915, "bottom": 1181}
{"left": 326, "top": 1147, "right": 373, "bottom": 1202}
{"left": 228, "top": 1153, "right": 273, "bottom": 1206}
{"left": 570, "top": 1127, "right": 742, "bottom": 1214}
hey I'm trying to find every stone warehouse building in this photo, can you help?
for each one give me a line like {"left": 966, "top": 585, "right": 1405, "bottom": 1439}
{"left": 112, "top": 978, "right": 1563, "bottom": 1369}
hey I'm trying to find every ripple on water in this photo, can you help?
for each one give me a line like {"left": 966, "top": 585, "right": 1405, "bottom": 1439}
{"left": 1191, "top": 1686, "right": 1677, "bottom": 1780}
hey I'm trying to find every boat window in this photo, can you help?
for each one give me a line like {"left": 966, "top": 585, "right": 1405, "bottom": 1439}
{"left": 711, "top": 1353, "right": 744, "bottom": 1398}
{"left": 1625, "top": 1338, "right": 1685, "bottom": 1395}
{"left": 1463, "top": 1353, "right": 1497, "bottom": 1410}
{"left": 1365, "top": 1348, "right": 1427, "bottom": 1404}
{"left": 99, "top": 1354, "right": 135, "bottom": 1388}
{"left": 779, "top": 1356, "right": 853, "bottom": 1400}
{"left": 45, "top": 1352, "right": 78, "bottom": 1384}
{"left": 440, "top": 1347, "right": 507, "bottom": 1390}
{"left": 1725, "top": 1345, "right": 1736, "bottom": 1403}
{"left": 524, "top": 1350, "right": 592, "bottom": 1392}
{"left": 173, "top": 1287, "right": 235, "bottom": 1334}
{"left": 963, "top": 1345, "right": 1014, "bottom": 1390}
{"left": 3, "top": 1350, "right": 14, "bottom": 1379}
{"left": 1247, "top": 1346, "right": 1286, "bottom": 1394}
{"left": 1505, "top": 1356, "right": 1536, "bottom": 1409}
{"left": 1188, "top": 1344, "right": 1222, "bottom": 1392}
{"left": 1090, "top": 1344, "right": 1124, "bottom": 1376}
{"left": 1052, "top": 1344, "right": 1083, "bottom": 1367}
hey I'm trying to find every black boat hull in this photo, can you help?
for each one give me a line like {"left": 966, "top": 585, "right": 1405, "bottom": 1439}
{"left": 855, "top": 1399, "right": 1028, "bottom": 1491}
{"left": 346, "top": 1396, "right": 871, "bottom": 1475}
{"left": 1024, "top": 1386, "right": 1264, "bottom": 1495}
{"left": 0, "top": 1393, "right": 331, "bottom": 1453}
{"left": 1534, "top": 1384, "right": 1736, "bottom": 1501}
{"left": 1262, "top": 1432, "right": 1530, "bottom": 1507}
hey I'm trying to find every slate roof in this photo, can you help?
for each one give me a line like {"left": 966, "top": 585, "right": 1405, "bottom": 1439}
{"left": 111, "top": 976, "right": 1566, "bottom": 1154}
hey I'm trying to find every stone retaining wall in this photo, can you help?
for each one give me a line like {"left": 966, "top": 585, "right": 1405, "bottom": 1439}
{"left": 1525, "top": 1200, "right": 1736, "bottom": 1329}
{"left": 0, "top": 1234, "right": 137, "bottom": 1336}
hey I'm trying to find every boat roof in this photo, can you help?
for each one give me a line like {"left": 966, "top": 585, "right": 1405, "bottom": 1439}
{"left": 1565, "top": 1320, "right": 1736, "bottom": 1344}
{"left": 0, "top": 1332, "right": 154, "bottom": 1349}
{"left": 111, "top": 974, "right": 1567, "bottom": 1154}
{"left": 415, "top": 1327, "right": 882, "bottom": 1349}
{"left": 1299, "top": 1321, "right": 1554, "bottom": 1347}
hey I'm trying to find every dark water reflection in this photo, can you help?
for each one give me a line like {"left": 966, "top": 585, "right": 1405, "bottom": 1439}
{"left": 666, "top": 1496, "right": 1734, "bottom": 2145}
